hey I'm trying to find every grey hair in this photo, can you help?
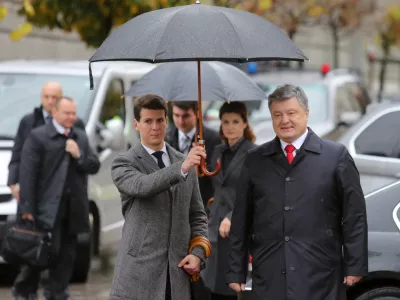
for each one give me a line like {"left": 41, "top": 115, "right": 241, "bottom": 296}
{"left": 268, "top": 84, "right": 309, "bottom": 111}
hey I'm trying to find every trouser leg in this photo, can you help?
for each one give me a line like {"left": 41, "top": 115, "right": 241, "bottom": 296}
{"left": 12, "top": 265, "right": 40, "bottom": 299}
{"left": 42, "top": 222, "right": 77, "bottom": 300}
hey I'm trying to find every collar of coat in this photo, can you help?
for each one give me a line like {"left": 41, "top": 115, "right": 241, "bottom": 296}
{"left": 46, "top": 121, "right": 77, "bottom": 139}
{"left": 133, "top": 141, "right": 185, "bottom": 169}
{"left": 262, "top": 127, "right": 322, "bottom": 156}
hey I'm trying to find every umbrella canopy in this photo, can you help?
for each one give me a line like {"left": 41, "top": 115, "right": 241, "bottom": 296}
{"left": 89, "top": 1, "right": 308, "bottom": 69}
{"left": 126, "top": 61, "right": 266, "bottom": 101}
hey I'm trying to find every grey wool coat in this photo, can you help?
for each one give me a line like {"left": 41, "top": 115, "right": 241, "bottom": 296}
{"left": 109, "top": 143, "right": 208, "bottom": 300}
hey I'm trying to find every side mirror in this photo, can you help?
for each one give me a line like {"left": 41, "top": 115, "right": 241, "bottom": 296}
{"left": 338, "top": 111, "right": 361, "bottom": 126}
{"left": 99, "top": 118, "right": 125, "bottom": 151}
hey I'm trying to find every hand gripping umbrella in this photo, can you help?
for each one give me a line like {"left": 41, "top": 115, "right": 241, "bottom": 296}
{"left": 88, "top": 0, "right": 308, "bottom": 176}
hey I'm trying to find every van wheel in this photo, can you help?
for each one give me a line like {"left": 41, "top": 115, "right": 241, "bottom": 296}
{"left": 70, "top": 212, "right": 94, "bottom": 283}
{"left": 355, "top": 287, "right": 400, "bottom": 300}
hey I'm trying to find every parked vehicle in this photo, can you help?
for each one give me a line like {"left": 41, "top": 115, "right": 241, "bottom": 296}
{"left": 243, "top": 180, "right": 400, "bottom": 300}
{"left": 203, "top": 65, "right": 371, "bottom": 144}
{"left": 338, "top": 101, "right": 400, "bottom": 195}
{"left": 0, "top": 59, "right": 156, "bottom": 282}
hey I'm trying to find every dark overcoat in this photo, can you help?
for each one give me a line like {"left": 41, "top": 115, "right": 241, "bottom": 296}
{"left": 8, "top": 105, "right": 85, "bottom": 186}
{"left": 202, "top": 138, "right": 256, "bottom": 295}
{"left": 165, "top": 124, "right": 221, "bottom": 207}
{"left": 17, "top": 122, "right": 100, "bottom": 232}
{"left": 227, "top": 128, "right": 368, "bottom": 300}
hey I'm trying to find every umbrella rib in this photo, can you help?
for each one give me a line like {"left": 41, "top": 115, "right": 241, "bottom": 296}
{"left": 208, "top": 6, "right": 247, "bottom": 59}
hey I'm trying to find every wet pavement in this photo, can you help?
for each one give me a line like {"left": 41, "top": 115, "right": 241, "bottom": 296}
{"left": 0, "top": 254, "right": 115, "bottom": 300}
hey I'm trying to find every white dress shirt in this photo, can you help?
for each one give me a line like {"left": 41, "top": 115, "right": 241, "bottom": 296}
{"left": 178, "top": 127, "right": 196, "bottom": 154}
{"left": 141, "top": 142, "right": 171, "bottom": 167}
{"left": 141, "top": 142, "right": 187, "bottom": 177}
{"left": 52, "top": 119, "right": 70, "bottom": 135}
{"left": 280, "top": 128, "right": 308, "bottom": 157}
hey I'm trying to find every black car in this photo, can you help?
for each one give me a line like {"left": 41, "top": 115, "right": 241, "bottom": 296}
{"left": 243, "top": 180, "right": 400, "bottom": 300}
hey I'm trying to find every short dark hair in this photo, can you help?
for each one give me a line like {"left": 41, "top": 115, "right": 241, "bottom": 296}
{"left": 133, "top": 94, "right": 168, "bottom": 121}
{"left": 55, "top": 96, "right": 74, "bottom": 108}
{"left": 219, "top": 101, "right": 256, "bottom": 143}
{"left": 171, "top": 101, "right": 198, "bottom": 113}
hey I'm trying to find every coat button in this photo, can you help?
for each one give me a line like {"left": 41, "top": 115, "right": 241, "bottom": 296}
{"left": 284, "top": 206, "right": 290, "bottom": 211}
{"left": 285, "top": 177, "right": 291, "bottom": 182}
{"left": 284, "top": 236, "right": 290, "bottom": 242}
{"left": 281, "top": 269, "right": 286, "bottom": 274}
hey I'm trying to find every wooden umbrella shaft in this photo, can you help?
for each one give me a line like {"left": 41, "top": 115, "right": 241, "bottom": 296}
{"left": 197, "top": 58, "right": 204, "bottom": 141}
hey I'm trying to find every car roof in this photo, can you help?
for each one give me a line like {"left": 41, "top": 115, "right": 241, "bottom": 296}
{"left": 248, "top": 68, "right": 361, "bottom": 85}
{"left": 0, "top": 60, "right": 157, "bottom": 77}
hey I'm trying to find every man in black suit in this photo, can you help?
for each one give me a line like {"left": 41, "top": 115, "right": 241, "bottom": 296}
{"left": 165, "top": 101, "right": 221, "bottom": 208}
{"left": 12, "top": 96, "right": 100, "bottom": 300}
{"left": 7, "top": 82, "right": 85, "bottom": 202}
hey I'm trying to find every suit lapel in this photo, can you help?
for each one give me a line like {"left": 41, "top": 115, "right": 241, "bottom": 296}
{"left": 222, "top": 140, "right": 251, "bottom": 184}
{"left": 133, "top": 144, "right": 159, "bottom": 174}
{"left": 289, "top": 129, "right": 322, "bottom": 169}
{"left": 262, "top": 137, "right": 290, "bottom": 174}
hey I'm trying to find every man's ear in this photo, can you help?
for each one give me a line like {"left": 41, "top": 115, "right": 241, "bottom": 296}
{"left": 134, "top": 119, "right": 139, "bottom": 132}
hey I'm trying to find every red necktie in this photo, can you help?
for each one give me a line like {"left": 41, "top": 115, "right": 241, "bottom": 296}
{"left": 64, "top": 130, "right": 69, "bottom": 137}
{"left": 285, "top": 144, "right": 296, "bottom": 164}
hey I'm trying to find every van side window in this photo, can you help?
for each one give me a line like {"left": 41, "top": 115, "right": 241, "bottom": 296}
{"left": 354, "top": 111, "right": 400, "bottom": 158}
{"left": 335, "top": 82, "right": 365, "bottom": 116}
{"left": 99, "top": 78, "right": 125, "bottom": 124}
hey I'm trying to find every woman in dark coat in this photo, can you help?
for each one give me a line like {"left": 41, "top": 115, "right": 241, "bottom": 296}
{"left": 202, "top": 101, "right": 256, "bottom": 300}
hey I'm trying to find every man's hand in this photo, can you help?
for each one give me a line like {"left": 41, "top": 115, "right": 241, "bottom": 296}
{"left": 181, "top": 146, "right": 206, "bottom": 174}
{"left": 9, "top": 184, "right": 20, "bottom": 202}
{"left": 21, "top": 213, "right": 34, "bottom": 221}
{"left": 344, "top": 276, "right": 362, "bottom": 286}
{"left": 219, "top": 217, "right": 231, "bottom": 238}
{"left": 229, "top": 283, "right": 245, "bottom": 292}
{"left": 65, "top": 139, "right": 80, "bottom": 158}
{"left": 178, "top": 254, "right": 201, "bottom": 275}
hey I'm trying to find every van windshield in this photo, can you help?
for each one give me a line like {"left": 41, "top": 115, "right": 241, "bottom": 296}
{"left": 0, "top": 73, "right": 97, "bottom": 138}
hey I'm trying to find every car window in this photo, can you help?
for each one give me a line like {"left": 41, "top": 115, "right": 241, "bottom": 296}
{"left": 335, "top": 82, "right": 366, "bottom": 115}
{"left": 354, "top": 111, "right": 400, "bottom": 158}
{"left": 99, "top": 78, "right": 125, "bottom": 124}
{"left": 0, "top": 73, "right": 98, "bottom": 137}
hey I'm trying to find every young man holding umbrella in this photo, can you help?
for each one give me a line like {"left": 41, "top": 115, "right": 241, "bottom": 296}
{"left": 109, "top": 94, "right": 210, "bottom": 300}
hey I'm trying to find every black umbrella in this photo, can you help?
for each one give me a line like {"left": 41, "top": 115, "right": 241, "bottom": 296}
{"left": 88, "top": 0, "right": 308, "bottom": 176}
{"left": 126, "top": 61, "right": 266, "bottom": 101}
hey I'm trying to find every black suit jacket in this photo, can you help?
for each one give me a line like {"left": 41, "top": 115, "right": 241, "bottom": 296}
{"left": 165, "top": 124, "right": 221, "bottom": 206}
{"left": 7, "top": 106, "right": 85, "bottom": 186}
{"left": 18, "top": 122, "right": 100, "bottom": 232}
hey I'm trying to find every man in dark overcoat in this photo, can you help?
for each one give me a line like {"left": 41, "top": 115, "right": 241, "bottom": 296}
{"left": 226, "top": 84, "right": 368, "bottom": 300}
{"left": 8, "top": 81, "right": 85, "bottom": 201}
{"left": 165, "top": 101, "right": 221, "bottom": 208}
{"left": 13, "top": 96, "right": 100, "bottom": 300}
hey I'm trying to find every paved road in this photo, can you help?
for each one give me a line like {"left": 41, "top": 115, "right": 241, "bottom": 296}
{"left": 0, "top": 255, "right": 114, "bottom": 300}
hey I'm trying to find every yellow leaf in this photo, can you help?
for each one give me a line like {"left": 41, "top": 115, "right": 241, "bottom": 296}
{"left": 388, "top": 6, "right": 400, "bottom": 21}
{"left": 23, "top": 0, "right": 35, "bottom": 16}
{"left": 0, "top": 6, "right": 8, "bottom": 21}
{"left": 9, "top": 22, "right": 32, "bottom": 41}
{"left": 130, "top": 4, "right": 139, "bottom": 15}
{"left": 308, "top": 5, "right": 324, "bottom": 17}
{"left": 258, "top": 0, "right": 272, "bottom": 11}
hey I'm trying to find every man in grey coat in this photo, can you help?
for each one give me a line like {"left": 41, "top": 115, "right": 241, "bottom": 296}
{"left": 109, "top": 94, "right": 209, "bottom": 300}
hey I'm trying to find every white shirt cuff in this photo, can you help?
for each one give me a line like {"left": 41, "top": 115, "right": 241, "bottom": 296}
{"left": 181, "top": 169, "right": 188, "bottom": 178}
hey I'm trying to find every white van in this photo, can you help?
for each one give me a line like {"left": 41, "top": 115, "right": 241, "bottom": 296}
{"left": 0, "top": 60, "right": 156, "bottom": 282}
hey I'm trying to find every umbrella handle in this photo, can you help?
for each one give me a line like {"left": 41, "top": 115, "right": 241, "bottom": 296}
{"left": 200, "top": 157, "right": 221, "bottom": 177}
{"left": 197, "top": 139, "right": 221, "bottom": 176}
